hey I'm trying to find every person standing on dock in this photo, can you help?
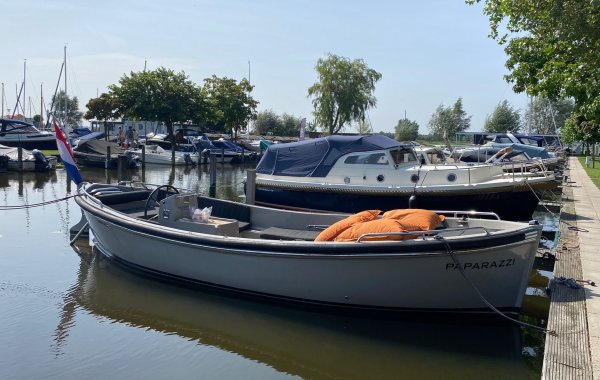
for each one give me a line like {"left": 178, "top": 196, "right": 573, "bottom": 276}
{"left": 125, "top": 126, "right": 134, "bottom": 148}
{"left": 132, "top": 127, "right": 139, "bottom": 149}
{"left": 118, "top": 127, "right": 125, "bottom": 147}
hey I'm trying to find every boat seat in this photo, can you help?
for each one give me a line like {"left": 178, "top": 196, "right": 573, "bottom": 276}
{"left": 95, "top": 190, "right": 152, "bottom": 205}
{"left": 238, "top": 221, "right": 251, "bottom": 232}
{"left": 259, "top": 227, "right": 320, "bottom": 241}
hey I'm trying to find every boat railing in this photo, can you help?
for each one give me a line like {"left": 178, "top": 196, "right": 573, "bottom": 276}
{"left": 80, "top": 185, "right": 105, "bottom": 207}
{"left": 355, "top": 226, "right": 491, "bottom": 243}
{"left": 432, "top": 210, "right": 501, "bottom": 220}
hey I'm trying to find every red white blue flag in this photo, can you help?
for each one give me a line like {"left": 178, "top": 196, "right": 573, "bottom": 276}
{"left": 52, "top": 116, "right": 83, "bottom": 185}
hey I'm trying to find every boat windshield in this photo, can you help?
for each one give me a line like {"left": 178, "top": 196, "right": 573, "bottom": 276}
{"left": 425, "top": 150, "right": 446, "bottom": 164}
{"left": 1, "top": 120, "right": 41, "bottom": 134}
{"left": 344, "top": 152, "right": 389, "bottom": 165}
{"left": 390, "top": 147, "right": 417, "bottom": 165}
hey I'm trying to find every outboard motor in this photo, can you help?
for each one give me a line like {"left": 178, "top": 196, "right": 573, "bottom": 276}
{"left": 123, "top": 150, "right": 138, "bottom": 168}
{"left": 183, "top": 153, "right": 194, "bottom": 166}
{"left": 201, "top": 149, "right": 210, "bottom": 164}
{"left": 32, "top": 149, "right": 51, "bottom": 172}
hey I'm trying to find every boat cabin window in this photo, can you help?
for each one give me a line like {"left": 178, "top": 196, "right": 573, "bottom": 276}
{"left": 344, "top": 152, "right": 389, "bottom": 165}
{"left": 1, "top": 121, "right": 39, "bottom": 134}
{"left": 390, "top": 148, "right": 417, "bottom": 165}
{"left": 426, "top": 150, "right": 446, "bottom": 164}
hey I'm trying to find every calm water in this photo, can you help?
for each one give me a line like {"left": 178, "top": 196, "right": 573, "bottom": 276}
{"left": 0, "top": 165, "right": 550, "bottom": 379}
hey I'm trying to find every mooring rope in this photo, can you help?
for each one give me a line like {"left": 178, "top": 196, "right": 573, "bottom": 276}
{"left": 523, "top": 178, "right": 589, "bottom": 232}
{"left": 434, "top": 235, "right": 555, "bottom": 335}
{"left": 0, "top": 195, "right": 77, "bottom": 210}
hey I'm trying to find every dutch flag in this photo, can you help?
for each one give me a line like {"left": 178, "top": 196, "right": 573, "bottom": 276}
{"left": 52, "top": 116, "right": 83, "bottom": 186}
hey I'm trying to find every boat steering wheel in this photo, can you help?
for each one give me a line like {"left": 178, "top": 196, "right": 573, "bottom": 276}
{"left": 143, "top": 185, "right": 180, "bottom": 220}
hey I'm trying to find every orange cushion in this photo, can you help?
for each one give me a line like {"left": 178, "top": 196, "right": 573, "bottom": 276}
{"left": 334, "top": 219, "right": 407, "bottom": 242}
{"left": 381, "top": 209, "right": 445, "bottom": 231}
{"left": 314, "top": 210, "right": 381, "bottom": 242}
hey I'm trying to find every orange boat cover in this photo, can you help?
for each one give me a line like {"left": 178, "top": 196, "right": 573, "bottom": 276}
{"left": 314, "top": 210, "right": 381, "bottom": 242}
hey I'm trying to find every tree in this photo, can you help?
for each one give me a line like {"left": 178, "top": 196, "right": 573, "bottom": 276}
{"left": 280, "top": 113, "right": 302, "bottom": 137}
{"left": 468, "top": 0, "right": 600, "bottom": 142}
{"left": 356, "top": 119, "right": 373, "bottom": 135}
{"left": 427, "top": 98, "right": 471, "bottom": 138}
{"left": 254, "top": 109, "right": 281, "bottom": 136}
{"left": 51, "top": 90, "right": 83, "bottom": 128}
{"left": 109, "top": 67, "right": 203, "bottom": 164}
{"left": 308, "top": 53, "right": 382, "bottom": 135}
{"left": 84, "top": 93, "right": 122, "bottom": 140}
{"left": 483, "top": 100, "right": 521, "bottom": 133}
{"left": 395, "top": 119, "right": 419, "bottom": 141}
{"left": 203, "top": 75, "right": 258, "bottom": 140}
{"left": 524, "top": 97, "right": 574, "bottom": 135}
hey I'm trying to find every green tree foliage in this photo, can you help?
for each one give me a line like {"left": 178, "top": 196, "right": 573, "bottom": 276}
{"left": 254, "top": 110, "right": 302, "bottom": 137}
{"left": 468, "top": 0, "right": 600, "bottom": 142}
{"left": 394, "top": 119, "right": 419, "bottom": 141}
{"left": 483, "top": 100, "right": 521, "bottom": 133}
{"left": 84, "top": 93, "right": 122, "bottom": 139}
{"left": 51, "top": 90, "right": 83, "bottom": 128}
{"left": 308, "top": 53, "right": 382, "bottom": 135}
{"left": 524, "top": 97, "right": 574, "bottom": 135}
{"left": 203, "top": 75, "right": 258, "bottom": 140}
{"left": 427, "top": 98, "right": 471, "bottom": 138}
{"left": 109, "top": 67, "right": 203, "bottom": 163}
{"left": 281, "top": 113, "right": 302, "bottom": 137}
{"left": 254, "top": 109, "right": 281, "bottom": 135}
{"left": 356, "top": 120, "right": 373, "bottom": 135}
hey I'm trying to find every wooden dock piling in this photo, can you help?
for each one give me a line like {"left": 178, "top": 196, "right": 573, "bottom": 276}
{"left": 245, "top": 169, "right": 255, "bottom": 205}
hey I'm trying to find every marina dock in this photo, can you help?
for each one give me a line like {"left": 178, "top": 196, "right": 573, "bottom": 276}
{"left": 543, "top": 157, "right": 600, "bottom": 379}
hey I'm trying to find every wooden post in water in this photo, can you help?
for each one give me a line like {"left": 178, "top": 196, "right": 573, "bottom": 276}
{"left": 241, "top": 146, "right": 245, "bottom": 164}
{"left": 209, "top": 152, "right": 217, "bottom": 197}
{"left": 221, "top": 147, "right": 225, "bottom": 164}
{"left": 105, "top": 146, "right": 111, "bottom": 169}
{"left": 17, "top": 146, "right": 23, "bottom": 172}
{"left": 117, "top": 155, "right": 124, "bottom": 181}
{"left": 245, "top": 169, "right": 256, "bottom": 205}
{"left": 141, "top": 144, "right": 146, "bottom": 182}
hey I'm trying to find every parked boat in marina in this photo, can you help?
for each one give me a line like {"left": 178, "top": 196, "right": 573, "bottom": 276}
{"left": 415, "top": 145, "right": 554, "bottom": 176}
{"left": 135, "top": 144, "right": 198, "bottom": 165}
{"left": 253, "top": 135, "right": 558, "bottom": 221}
{"left": 75, "top": 182, "right": 542, "bottom": 315}
{"left": 0, "top": 144, "right": 57, "bottom": 172}
{"left": 0, "top": 118, "right": 57, "bottom": 150}
{"left": 73, "top": 140, "right": 138, "bottom": 168}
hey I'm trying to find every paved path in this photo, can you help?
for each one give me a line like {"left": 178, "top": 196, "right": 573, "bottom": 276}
{"left": 568, "top": 157, "right": 600, "bottom": 379}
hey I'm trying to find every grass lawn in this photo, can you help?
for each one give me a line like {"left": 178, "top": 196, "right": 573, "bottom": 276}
{"left": 578, "top": 156, "right": 600, "bottom": 189}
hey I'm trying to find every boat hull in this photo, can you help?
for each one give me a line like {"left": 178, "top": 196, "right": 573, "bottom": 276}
{"left": 0, "top": 136, "right": 57, "bottom": 150}
{"left": 79, "top": 199, "right": 540, "bottom": 314}
{"left": 253, "top": 184, "right": 543, "bottom": 222}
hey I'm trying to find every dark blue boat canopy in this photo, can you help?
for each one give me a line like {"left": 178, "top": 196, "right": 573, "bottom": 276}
{"left": 256, "top": 134, "right": 404, "bottom": 177}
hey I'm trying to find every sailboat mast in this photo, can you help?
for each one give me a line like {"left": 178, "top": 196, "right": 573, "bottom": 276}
{"left": 40, "top": 83, "right": 44, "bottom": 130}
{"left": 1, "top": 82, "right": 4, "bottom": 118}
{"left": 23, "top": 59, "right": 26, "bottom": 119}
{"left": 64, "top": 45, "right": 67, "bottom": 128}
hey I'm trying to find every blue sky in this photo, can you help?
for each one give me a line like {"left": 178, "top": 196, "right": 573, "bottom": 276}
{"left": 1, "top": 0, "right": 526, "bottom": 134}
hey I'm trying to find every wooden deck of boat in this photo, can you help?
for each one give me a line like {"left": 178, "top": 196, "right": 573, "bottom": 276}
{"left": 542, "top": 157, "right": 599, "bottom": 379}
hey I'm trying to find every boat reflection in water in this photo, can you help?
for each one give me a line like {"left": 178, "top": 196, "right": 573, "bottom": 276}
{"left": 60, "top": 240, "right": 542, "bottom": 379}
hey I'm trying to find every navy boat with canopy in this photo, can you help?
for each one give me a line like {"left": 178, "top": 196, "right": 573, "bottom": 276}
{"left": 251, "top": 134, "right": 557, "bottom": 221}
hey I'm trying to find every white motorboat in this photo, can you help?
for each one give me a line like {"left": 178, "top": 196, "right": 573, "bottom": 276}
{"left": 414, "top": 145, "right": 554, "bottom": 177}
{"left": 75, "top": 182, "right": 542, "bottom": 315}
{"left": 0, "top": 118, "right": 57, "bottom": 150}
{"left": 135, "top": 145, "right": 198, "bottom": 165}
{"left": 0, "top": 144, "right": 57, "bottom": 172}
{"left": 253, "top": 135, "right": 558, "bottom": 221}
